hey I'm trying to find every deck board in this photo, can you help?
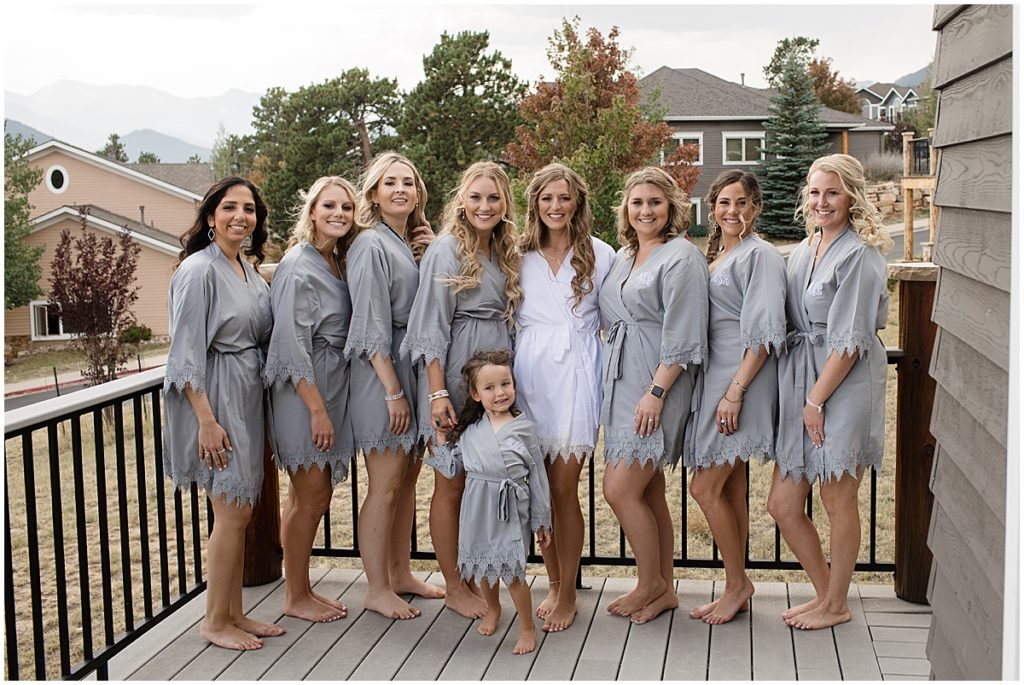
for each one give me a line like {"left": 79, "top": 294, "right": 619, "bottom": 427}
{"left": 115, "top": 574, "right": 931, "bottom": 681}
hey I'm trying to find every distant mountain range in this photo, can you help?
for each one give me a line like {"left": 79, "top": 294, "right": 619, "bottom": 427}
{"left": 5, "top": 80, "right": 261, "bottom": 162}
{"left": 894, "top": 65, "right": 930, "bottom": 88}
{"left": 5, "top": 118, "right": 211, "bottom": 163}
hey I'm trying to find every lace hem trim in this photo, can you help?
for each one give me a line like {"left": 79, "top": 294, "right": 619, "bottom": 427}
{"left": 538, "top": 440, "right": 596, "bottom": 464}
{"left": 827, "top": 332, "right": 874, "bottom": 360}
{"left": 603, "top": 436, "right": 671, "bottom": 471}
{"left": 661, "top": 344, "right": 706, "bottom": 369}
{"left": 531, "top": 509, "right": 552, "bottom": 533}
{"left": 776, "top": 449, "right": 883, "bottom": 485}
{"left": 355, "top": 434, "right": 420, "bottom": 457}
{"left": 164, "top": 365, "right": 205, "bottom": 394}
{"left": 741, "top": 329, "right": 787, "bottom": 356}
{"left": 459, "top": 549, "right": 527, "bottom": 587}
{"left": 344, "top": 336, "right": 392, "bottom": 361}
{"left": 163, "top": 467, "right": 262, "bottom": 507}
{"left": 263, "top": 363, "right": 316, "bottom": 388}
{"left": 399, "top": 337, "right": 447, "bottom": 368}
{"left": 275, "top": 452, "right": 353, "bottom": 485}
{"left": 687, "top": 437, "right": 774, "bottom": 471}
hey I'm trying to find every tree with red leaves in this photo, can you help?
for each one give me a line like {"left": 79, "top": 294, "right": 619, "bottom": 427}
{"left": 49, "top": 206, "right": 142, "bottom": 385}
{"left": 807, "top": 57, "right": 861, "bottom": 115}
{"left": 504, "top": 17, "right": 681, "bottom": 247}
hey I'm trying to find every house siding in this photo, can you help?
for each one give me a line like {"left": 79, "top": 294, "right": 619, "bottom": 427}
{"left": 4, "top": 217, "right": 177, "bottom": 338}
{"left": 28, "top": 150, "right": 199, "bottom": 236}
{"left": 925, "top": 3, "right": 1011, "bottom": 679}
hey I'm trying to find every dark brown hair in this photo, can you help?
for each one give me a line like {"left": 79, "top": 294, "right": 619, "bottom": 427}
{"left": 176, "top": 176, "right": 269, "bottom": 268}
{"left": 450, "top": 348, "right": 520, "bottom": 443}
{"left": 703, "top": 170, "right": 763, "bottom": 263}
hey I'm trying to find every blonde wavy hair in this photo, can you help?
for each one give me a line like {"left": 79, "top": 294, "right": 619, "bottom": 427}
{"left": 703, "top": 169, "right": 763, "bottom": 264}
{"left": 438, "top": 161, "right": 522, "bottom": 323}
{"left": 616, "top": 167, "right": 692, "bottom": 255}
{"left": 358, "top": 151, "right": 431, "bottom": 259}
{"left": 520, "top": 163, "right": 597, "bottom": 312}
{"left": 797, "top": 154, "right": 894, "bottom": 254}
{"left": 285, "top": 176, "right": 365, "bottom": 275}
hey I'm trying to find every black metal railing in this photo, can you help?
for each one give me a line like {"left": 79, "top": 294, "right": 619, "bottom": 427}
{"left": 5, "top": 350, "right": 900, "bottom": 679}
{"left": 4, "top": 369, "right": 209, "bottom": 681}
{"left": 911, "top": 138, "right": 932, "bottom": 176}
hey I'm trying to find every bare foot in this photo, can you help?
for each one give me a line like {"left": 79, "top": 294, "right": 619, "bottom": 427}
{"left": 234, "top": 616, "right": 286, "bottom": 637}
{"left": 477, "top": 606, "right": 500, "bottom": 636}
{"left": 365, "top": 590, "right": 421, "bottom": 620}
{"left": 782, "top": 597, "right": 823, "bottom": 623}
{"left": 283, "top": 595, "right": 346, "bottom": 623}
{"left": 446, "top": 583, "right": 489, "bottom": 619}
{"left": 312, "top": 590, "right": 348, "bottom": 615}
{"left": 607, "top": 579, "right": 666, "bottom": 617}
{"left": 391, "top": 573, "right": 446, "bottom": 599}
{"left": 200, "top": 620, "right": 263, "bottom": 651}
{"left": 536, "top": 583, "right": 559, "bottom": 619}
{"left": 789, "top": 604, "right": 850, "bottom": 630}
{"left": 630, "top": 588, "right": 679, "bottom": 625}
{"left": 690, "top": 598, "right": 750, "bottom": 620}
{"left": 542, "top": 599, "right": 577, "bottom": 632}
{"left": 703, "top": 580, "right": 754, "bottom": 625}
{"left": 512, "top": 622, "right": 537, "bottom": 654}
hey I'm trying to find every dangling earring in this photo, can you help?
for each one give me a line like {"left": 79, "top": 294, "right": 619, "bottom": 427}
{"left": 207, "top": 226, "right": 216, "bottom": 241}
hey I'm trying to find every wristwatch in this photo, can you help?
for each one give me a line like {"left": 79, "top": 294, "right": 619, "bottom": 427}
{"left": 649, "top": 383, "right": 667, "bottom": 399}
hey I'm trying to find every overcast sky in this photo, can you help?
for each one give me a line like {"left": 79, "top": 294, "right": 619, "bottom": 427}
{"left": 5, "top": 1, "right": 938, "bottom": 98}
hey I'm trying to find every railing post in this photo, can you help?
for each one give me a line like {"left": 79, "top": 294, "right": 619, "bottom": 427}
{"left": 901, "top": 132, "right": 916, "bottom": 261}
{"left": 889, "top": 262, "right": 938, "bottom": 603}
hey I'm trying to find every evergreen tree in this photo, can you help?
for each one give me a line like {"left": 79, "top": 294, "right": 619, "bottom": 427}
{"left": 758, "top": 54, "right": 831, "bottom": 239}
{"left": 136, "top": 151, "right": 160, "bottom": 163}
{"left": 4, "top": 133, "right": 45, "bottom": 309}
{"left": 186, "top": 153, "right": 203, "bottom": 164}
{"left": 399, "top": 31, "right": 526, "bottom": 223}
{"left": 97, "top": 133, "right": 129, "bottom": 162}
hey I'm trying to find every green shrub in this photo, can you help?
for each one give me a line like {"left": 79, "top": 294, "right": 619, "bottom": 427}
{"left": 120, "top": 324, "right": 153, "bottom": 345}
{"left": 688, "top": 223, "right": 709, "bottom": 238}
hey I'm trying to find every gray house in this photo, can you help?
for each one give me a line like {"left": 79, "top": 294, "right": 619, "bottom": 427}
{"left": 924, "top": 3, "right": 1014, "bottom": 680}
{"left": 640, "top": 67, "right": 893, "bottom": 225}
{"left": 857, "top": 82, "right": 920, "bottom": 122}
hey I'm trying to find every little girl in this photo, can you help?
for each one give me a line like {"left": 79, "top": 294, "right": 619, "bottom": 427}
{"left": 431, "top": 349, "right": 552, "bottom": 654}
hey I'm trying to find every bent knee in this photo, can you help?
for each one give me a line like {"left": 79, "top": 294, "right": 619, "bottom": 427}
{"left": 767, "top": 492, "right": 803, "bottom": 525}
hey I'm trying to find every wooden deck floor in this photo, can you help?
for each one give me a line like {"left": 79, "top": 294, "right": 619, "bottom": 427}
{"left": 107, "top": 569, "right": 932, "bottom": 681}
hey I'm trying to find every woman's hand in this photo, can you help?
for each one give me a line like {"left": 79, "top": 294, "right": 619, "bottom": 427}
{"left": 803, "top": 402, "right": 825, "bottom": 448}
{"left": 409, "top": 224, "right": 434, "bottom": 250}
{"left": 431, "top": 396, "right": 458, "bottom": 432}
{"left": 386, "top": 395, "right": 412, "bottom": 436}
{"left": 633, "top": 393, "right": 664, "bottom": 438}
{"left": 310, "top": 407, "right": 335, "bottom": 452}
{"left": 716, "top": 395, "right": 742, "bottom": 435}
{"left": 197, "top": 418, "right": 232, "bottom": 470}
{"left": 535, "top": 528, "right": 552, "bottom": 549}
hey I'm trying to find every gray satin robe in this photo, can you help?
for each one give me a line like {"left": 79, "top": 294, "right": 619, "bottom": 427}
{"left": 430, "top": 413, "right": 552, "bottom": 586}
{"left": 686, "top": 236, "right": 787, "bottom": 469}
{"left": 400, "top": 233, "right": 512, "bottom": 445}
{"left": 265, "top": 242, "right": 354, "bottom": 485}
{"left": 776, "top": 227, "right": 888, "bottom": 483}
{"left": 162, "top": 242, "right": 272, "bottom": 506}
{"left": 599, "top": 236, "right": 709, "bottom": 469}
{"left": 344, "top": 222, "right": 421, "bottom": 455}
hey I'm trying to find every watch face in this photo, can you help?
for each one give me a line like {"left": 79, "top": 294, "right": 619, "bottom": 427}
{"left": 650, "top": 385, "right": 665, "bottom": 398}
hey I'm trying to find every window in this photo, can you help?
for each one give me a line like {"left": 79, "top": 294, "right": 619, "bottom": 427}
{"left": 722, "top": 132, "right": 765, "bottom": 165}
{"left": 30, "top": 300, "right": 70, "bottom": 340}
{"left": 45, "top": 165, "right": 69, "bottom": 194}
{"left": 688, "top": 198, "right": 702, "bottom": 227}
{"left": 660, "top": 132, "right": 703, "bottom": 165}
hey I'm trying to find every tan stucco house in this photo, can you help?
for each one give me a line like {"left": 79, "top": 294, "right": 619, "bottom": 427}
{"left": 5, "top": 139, "right": 213, "bottom": 349}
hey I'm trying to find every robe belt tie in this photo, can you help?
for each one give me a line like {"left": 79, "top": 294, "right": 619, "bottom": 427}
{"left": 606, "top": 320, "right": 661, "bottom": 381}
{"left": 209, "top": 344, "right": 260, "bottom": 356}
{"left": 468, "top": 473, "right": 528, "bottom": 525}
{"left": 312, "top": 337, "right": 346, "bottom": 353}
{"left": 780, "top": 327, "right": 827, "bottom": 468}
{"left": 520, "top": 324, "right": 597, "bottom": 363}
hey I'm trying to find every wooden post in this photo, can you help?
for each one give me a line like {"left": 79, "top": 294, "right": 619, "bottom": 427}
{"left": 901, "top": 131, "right": 916, "bottom": 261}
{"left": 243, "top": 262, "right": 283, "bottom": 586}
{"left": 243, "top": 437, "right": 283, "bottom": 586}
{"left": 927, "top": 127, "right": 939, "bottom": 252}
{"left": 890, "top": 262, "right": 938, "bottom": 603}
{"left": 841, "top": 129, "right": 849, "bottom": 154}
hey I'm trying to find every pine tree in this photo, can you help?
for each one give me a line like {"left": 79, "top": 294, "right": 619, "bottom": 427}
{"left": 758, "top": 54, "right": 831, "bottom": 239}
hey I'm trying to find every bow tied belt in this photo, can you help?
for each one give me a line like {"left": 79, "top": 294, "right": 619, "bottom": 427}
{"left": 605, "top": 320, "right": 662, "bottom": 381}
{"left": 467, "top": 472, "right": 529, "bottom": 535}
{"left": 779, "top": 326, "right": 828, "bottom": 468}
{"left": 312, "top": 337, "right": 347, "bottom": 353}
{"left": 521, "top": 323, "right": 599, "bottom": 363}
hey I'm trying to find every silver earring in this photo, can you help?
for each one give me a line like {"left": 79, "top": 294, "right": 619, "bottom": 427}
{"left": 207, "top": 227, "right": 215, "bottom": 241}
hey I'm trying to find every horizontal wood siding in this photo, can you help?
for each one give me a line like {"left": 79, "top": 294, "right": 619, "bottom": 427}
{"left": 932, "top": 206, "right": 1011, "bottom": 292}
{"left": 930, "top": 58, "right": 1012, "bottom": 147}
{"left": 933, "top": 134, "right": 1012, "bottom": 212}
{"left": 846, "top": 130, "right": 884, "bottom": 160}
{"left": 932, "top": 4, "right": 1012, "bottom": 88}
{"left": 27, "top": 150, "right": 198, "bottom": 236}
{"left": 926, "top": 3, "right": 1010, "bottom": 678}
{"left": 931, "top": 268, "right": 1010, "bottom": 370}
